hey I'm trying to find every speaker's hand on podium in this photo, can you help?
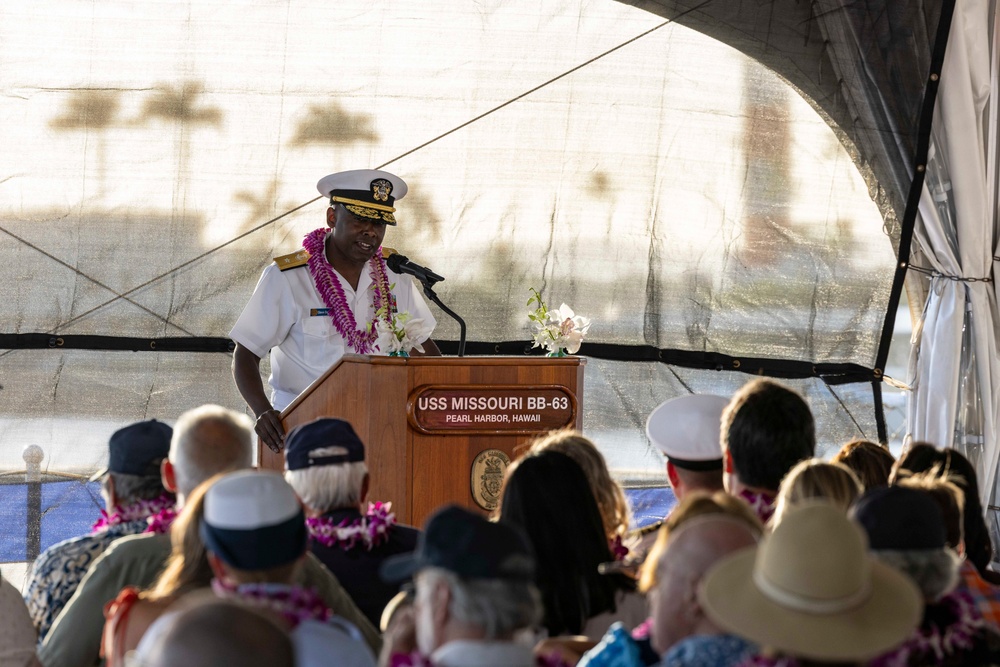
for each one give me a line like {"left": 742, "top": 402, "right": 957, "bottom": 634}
{"left": 256, "top": 409, "right": 285, "bottom": 452}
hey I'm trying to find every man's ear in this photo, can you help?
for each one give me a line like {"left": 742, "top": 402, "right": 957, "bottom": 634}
{"left": 161, "top": 459, "right": 177, "bottom": 493}
{"left": 666, "top": 461, "right": 681, "bottom": 492}
{"left": 326, "top": 206, "right": 336, "bottom": 229}
{"left": 432, "top": 579, "right": 451, "bottom": 626}
{"left": 725, "top": 449, "right": 734, "bottom": 474}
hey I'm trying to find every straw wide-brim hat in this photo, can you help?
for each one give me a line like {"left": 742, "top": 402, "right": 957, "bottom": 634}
{"left": 699, "top": 502, "right": 922, "bottom": 662}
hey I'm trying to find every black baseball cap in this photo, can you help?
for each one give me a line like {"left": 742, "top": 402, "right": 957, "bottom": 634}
{"left": 380, "top": 505, "right": 535, "bottom": 583}
{"left": 284, "top": 418, "right": 365, "bottom": 471}
{"left": 852, "top": 485, "right": 947, "bottom": 550}
{"left": 90, "top": 419, "right": 172, "bottom": 481}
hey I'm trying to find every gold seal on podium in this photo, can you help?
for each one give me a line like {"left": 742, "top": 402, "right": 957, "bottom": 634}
{"left": 471, "top": 449, "right": 511, "bottom": 511}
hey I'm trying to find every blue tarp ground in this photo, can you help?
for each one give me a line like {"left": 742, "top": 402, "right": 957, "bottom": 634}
{"left": 0, "top": 482, "right": 674, "bottom": 563}
{"left": 0, "top": 481, "right": 102, "bottom": 563}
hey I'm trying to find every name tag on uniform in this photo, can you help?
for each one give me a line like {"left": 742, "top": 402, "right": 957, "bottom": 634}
{"left": 310, "top": 308, "right": 331, "bottom": 316}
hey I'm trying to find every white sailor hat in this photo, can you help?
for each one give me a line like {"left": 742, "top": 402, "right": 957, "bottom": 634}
{"left": 317, "top": 169, "right": 408, "bottom": 225}
{"left": 645, "top": 394, "right": 729, "bottom": 471}
{"left": 200, "top": 470, "right": 307, "bottom": 571}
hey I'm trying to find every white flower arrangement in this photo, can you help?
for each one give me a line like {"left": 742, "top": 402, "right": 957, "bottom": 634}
{"left": 527, "top": 287, "right": 591, "bottom": 356}
{"left": 373, "top": 308, "right": 428, "bottom": 357}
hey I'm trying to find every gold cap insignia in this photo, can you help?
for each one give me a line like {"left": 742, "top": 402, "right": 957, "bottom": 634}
{"left": 371, "top": 178, "right": 392, "bottom": 202}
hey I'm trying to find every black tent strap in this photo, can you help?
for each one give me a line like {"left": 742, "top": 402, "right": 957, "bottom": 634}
{"left": 0, "top": 334, "right": 234, "bottom": 353}
{"left": 0, "top": 333, "right": 876, "bottom": 384}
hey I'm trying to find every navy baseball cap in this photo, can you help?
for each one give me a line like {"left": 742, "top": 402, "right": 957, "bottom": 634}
{"left": 90, "top": 419, "right": 172, "bottom": 481}
{"left": 284, "top": 418, "right": 365, "bottom": 471}
{"left": 380, "top": 505, "right": 535, "bottom": 583}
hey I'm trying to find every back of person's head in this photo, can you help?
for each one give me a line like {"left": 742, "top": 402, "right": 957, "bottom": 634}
{"left": 100, "top": 419, "right": 174, "bottom": 506}
{"left": 832, "top": 439, "right": 895, "bottom": 490}
{"left": 499, "top": 449, "right": 627, "bottom": 636}
{"left": 201, "top": 470, "right": 308, "bottom": 586}
{"left": 639, "top": 491, "right": 762, "bottom": 592}
{"left": 148, "top": 475, "right": 220, "bottom": 601}
{"left": 417, "top": 566, "right": 542, "bottom": 642}
{"left": 170, "top": 405, "right": 254, "bottom": 498}
{"left": 139, "top": 599, "right": 294, "bottom": 667}
{"left": 892, "top": 442, "right": 994, "bottom": 573}
{"left": 895, "top": 471, "right": 965, "bottom": 551}
{"left": 528, "top": 429, "right": 630, "bottom": 540}
{"left": 852, "top": 485, "right": 960, "bottom": 602}
{"left": 647, "top": 515, "right": 760, "bottom": 654}
{"left": 282, "top": 418, "right": 369, "bottom": 514}
{"left": 771, "top": 459, "right": 863, "bottom": 527}
{"left": 721, "top": 379, "right": 815, "bottom": 491}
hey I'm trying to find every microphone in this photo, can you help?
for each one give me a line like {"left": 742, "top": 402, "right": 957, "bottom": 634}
{"left": 381, "top": 248, "right": 445, "bottom": 286}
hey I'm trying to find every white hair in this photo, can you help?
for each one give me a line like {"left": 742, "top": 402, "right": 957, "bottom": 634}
{"left": 170, "top": 405, "right": 254, "bottom": 497}
{"left": 285, "top": 455, "right": 368, "bottom": 513}
{"left": 420, "top": 567, "right": 542, "bottom": 640}
{"left": 872, "top": 548, "right": 962, "bottom": 602}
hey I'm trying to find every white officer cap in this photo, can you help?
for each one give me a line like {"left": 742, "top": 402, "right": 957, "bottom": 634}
{"left": 200, "top": 470, "right": 306, "bottom": 570}
{"left": 317, "top": 169, "right": 408, "bottom": 225}
{"left": 645, "top": 394, "right": 728, "bottom": 471}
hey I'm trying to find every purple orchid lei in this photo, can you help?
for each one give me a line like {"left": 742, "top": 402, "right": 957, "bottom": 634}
{"left": 303, "top": 228, "right": 393, "bottom": 354}
{"left": 212, "top": 579, "right": 332, "bottom": 629}
{"left": 306, "top": 501, "right": 396, "bottom": 551}
{"left": 90, "top": 491, "right": 176, "bottom": 534}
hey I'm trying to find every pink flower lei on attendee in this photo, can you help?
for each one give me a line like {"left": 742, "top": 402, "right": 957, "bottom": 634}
{"left": 144, "top": 506, "right": 179, "bottom": 534}
{"left": 389, "top": 651, "right": 572, "bottom": 667}
{"left": 212, "top": 579, "right": 332, "bottom": 629}
{"left": 303, "top": 228, "right": 393, "bottom": 354}
{"left": 306, "top": 501, "right": 396, "bottom": 551}
{"left": 91, "top": 491, "right": 175, "bottom": 534}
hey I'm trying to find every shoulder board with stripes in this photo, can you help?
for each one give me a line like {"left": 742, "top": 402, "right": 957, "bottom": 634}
{"left": 273, "top": 250, "right": 310, "bottom": 271}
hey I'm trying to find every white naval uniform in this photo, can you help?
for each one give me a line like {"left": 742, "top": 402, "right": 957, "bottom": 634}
{"left": 230, "top": 250, "right": 436, "bottom": 411}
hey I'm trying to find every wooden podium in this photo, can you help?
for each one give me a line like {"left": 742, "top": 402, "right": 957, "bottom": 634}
{"left": 259, "top": 354, "right": 585, "bottom": 526}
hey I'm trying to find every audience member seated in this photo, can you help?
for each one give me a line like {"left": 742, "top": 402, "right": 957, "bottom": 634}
{"left": 1, "top": 570, "right": 37, "bottom": 667}
{"left": 573, "top": 492, "right": 762, "bottom": 667}
{"left": 853, "top": 485, "right": 1000, "bottom": 665}
{"left": 638, "top": 395, "right": 729, "bottom": 554}
{"left": 134, "top": 597, "right": 294, "bottom": 667}
{"left": 101, "top": 475, "right": 216, "bottom": 665}
{"left": 646, "top": 515, "right": 761, "bottom": 666}
{"left": 284, "top": 418, "right": 420, "bottom": 628}
{"left": 378, "top": 505, "right": 543, "bottom": 667}
{"left": 700, "top": 502, "right": 922, "bottom": 666}
{"left": 39, "top": 405, "right": 380, "bottom": 667}
{"left": 500, "top": 449, "right": 645, "bottom": 640}
{"left": 25, "top": 420, "right": 174, "bottom": 640}
{"left": 892, "top": 442, "right": 999, "bottom": 584}
{"left": 769, "top": 459, "right": 862, "bottom": 527}
{"left": 142, "top": 470, "right": 376, "bottom": 666}
{"left": 528, "top": 430, "right": 632, "bottom": 559}
{"left": 720, "top": 380, "right": 815, "bottom": 523}
{"left": 831, "top": 439, "right": 895, "bottom": 490}
{"left": 646, "top": 395, "right": 728, "bottom": 501}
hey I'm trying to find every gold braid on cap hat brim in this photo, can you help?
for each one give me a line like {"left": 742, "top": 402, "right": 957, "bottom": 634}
{"left": 331, "top": 196, "right": 395, "bottom": 213}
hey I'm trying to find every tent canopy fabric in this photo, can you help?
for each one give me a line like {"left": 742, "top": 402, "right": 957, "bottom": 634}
{"left": 0, "top": 1, "right": 948, "bottom": 490}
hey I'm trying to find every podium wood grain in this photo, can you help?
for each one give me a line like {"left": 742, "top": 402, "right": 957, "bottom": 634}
{"left": 259, "top": 355, "right": 585, "bottom": 526}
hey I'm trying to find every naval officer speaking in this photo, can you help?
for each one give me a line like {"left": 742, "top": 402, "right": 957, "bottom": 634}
{"left": 230, "top": 169, "right": 440, "bottom": 452}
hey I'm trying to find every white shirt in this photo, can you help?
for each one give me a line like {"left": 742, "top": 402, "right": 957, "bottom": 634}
{"left": 230, "top": 250, "right": 436, "bottom": 410}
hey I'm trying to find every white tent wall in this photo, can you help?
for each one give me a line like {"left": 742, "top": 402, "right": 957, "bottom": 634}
{"left": 908, "top": 0, "right": 1000, "bottom": 534}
